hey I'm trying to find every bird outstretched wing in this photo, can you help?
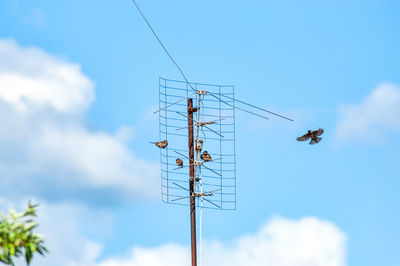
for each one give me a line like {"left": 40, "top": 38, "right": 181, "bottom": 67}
{"left": 297, "top": 133, "right": 311, "bottom": 141}
{"left": 313, "top": 128, "right": 324, "bottom": 136}
{"left": 309, "top": 137, "right": 322, "bottom": 145}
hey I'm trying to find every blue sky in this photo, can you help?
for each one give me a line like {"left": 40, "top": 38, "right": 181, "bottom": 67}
{"left": 0, "top": 1, "right": 399, "bottom": 265}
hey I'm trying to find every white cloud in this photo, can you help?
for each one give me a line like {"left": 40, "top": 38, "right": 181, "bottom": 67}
{"left": 97, "top": 217, "right": 347, "bottom": 266}
{"left": 0, "top": 39, "right": 94, "bottom": 114}
{"left": 0, "top": 197, "right": 347, "bottom": 266}
{"left": 0, "top": 39, "right": 159, "bottom": 202}
{"left": 97, "top": 244, "right": 190, "bottom": 266}
{"left": 32, "top": 202, "right": 106, "bottom": 266}
{"left": 336, "top": 83, "right": 400, "bottom": 142}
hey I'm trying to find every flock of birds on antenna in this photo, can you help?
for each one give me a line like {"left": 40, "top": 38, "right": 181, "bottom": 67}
{"left": 151, "top": 140, "right": 213, "bottom": 168}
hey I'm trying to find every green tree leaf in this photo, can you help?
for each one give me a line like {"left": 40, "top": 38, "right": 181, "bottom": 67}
{"left": 0, "top": 201, "right": 48, "bottom": 265}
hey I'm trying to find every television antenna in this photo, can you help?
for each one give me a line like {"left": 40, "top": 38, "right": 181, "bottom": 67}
{"left": 130, "top": 1, "right": 294, "bottom": 266}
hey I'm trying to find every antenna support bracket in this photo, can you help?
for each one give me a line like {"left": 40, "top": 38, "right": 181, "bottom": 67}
{"left": 194, "top": 192, "right": 213, "bottom": 197}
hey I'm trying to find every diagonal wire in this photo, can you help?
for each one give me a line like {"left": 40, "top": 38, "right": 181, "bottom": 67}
{"left": 154, "top": 92, "right": 195, "bottom": 113}
{"left": 200, "top": 127, "right": 206, "bottom": 138}
{"left": 203, "top": 197, "right": 221, "bottom": 208}
{"left": 173, "top": 165, "right": 188, "bottom": 170}
{"left": 209, "top": 92, "right": 294, "bottom": 121}
{"left": 174, "top": 151, "right": 190, "bottom": 160}
{"left": 209, "top": 94, "right": 270, "bottom": 120}
{"left": 208, "top": 157, "right": 222, "bottom": 162}
{"left": 174, "top": 126, "right": 189, "bottom": 131}
{"left": 172, "top": 182, "right": 190, "bottom": 192}
{"left": 176, "top": 111, "right": 188, "bottom": 119}
{"left": 202, "top": 164, "right": 222, "bottom": 177}
{"left": 130, "top": 0, "right": 196, "bottom": 92}
{"left": 203, "top": 124, "right": 224, "bottom": 138}
{"left": 171, "top": 196, "right": 190, "bottom": 202}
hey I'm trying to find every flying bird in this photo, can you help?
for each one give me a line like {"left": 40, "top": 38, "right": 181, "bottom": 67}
{"left": 151, "top": 140, "right": 168, "bottom": 148}
{"left": 176, "top": 158, "right": 183, "bottom": 168}
{"left": 200, "top": 151, "right": 212, "bottom": 162}
{"left": 297, "top": 128, "right": 324, "bottom": 144}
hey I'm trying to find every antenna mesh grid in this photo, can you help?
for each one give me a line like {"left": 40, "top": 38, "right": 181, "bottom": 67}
{"left": 159, "top": 77, "right": 236, "bottom": 210}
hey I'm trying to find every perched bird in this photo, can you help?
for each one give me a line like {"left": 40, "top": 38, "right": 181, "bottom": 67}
{"left": 151, "top": 140, "right": 168, "bottom": 148}
{"left": 297, "top": 128, "right": 324, "bottom": 144}
{"left": 176, "top": 158, "right": 183, "bottom": 168}
{"left": 200, "top": 151, "right": 212, "bottom": 162}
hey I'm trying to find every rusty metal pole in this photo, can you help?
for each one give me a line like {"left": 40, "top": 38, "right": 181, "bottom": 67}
{"left": 187, "top": 98, "right": 197, "bottom": 266}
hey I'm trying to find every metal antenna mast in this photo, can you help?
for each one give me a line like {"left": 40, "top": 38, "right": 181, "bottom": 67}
{"left": 187, "top": 98, "right": 197, "bottom": 266}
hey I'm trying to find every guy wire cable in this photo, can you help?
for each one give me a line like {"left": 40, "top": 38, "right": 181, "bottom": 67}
{"left": 130, "top": 0, "right": 196, "bottom": 92}
{"left": 208, "top": 92, "right": 294, "bottom": 121}
{"left": 209, "top": 94, "right": 270, "bottom": 120}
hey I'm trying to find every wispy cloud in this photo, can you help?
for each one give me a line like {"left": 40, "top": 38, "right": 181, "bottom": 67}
{"left": 96, "top": 217, "right": 346, "bottom": 266}
{"left": 335, "top": 83, "right": 400, "bottom": 143}
{"left": 10, "top": 0, "right": 45, "bottom": 27}
{"left": 0, "top": 39, "right": 159, "bottom": 203}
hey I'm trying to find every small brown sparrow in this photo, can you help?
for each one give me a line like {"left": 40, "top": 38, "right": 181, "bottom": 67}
{"left": 200, "top": 151, "right": 212, "bottom": 162}
{"left": 176, "top": 158, "right": 183, "bottom": 168}
{"left": 151, "top": 140, "right": 168, "bottom": 148}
